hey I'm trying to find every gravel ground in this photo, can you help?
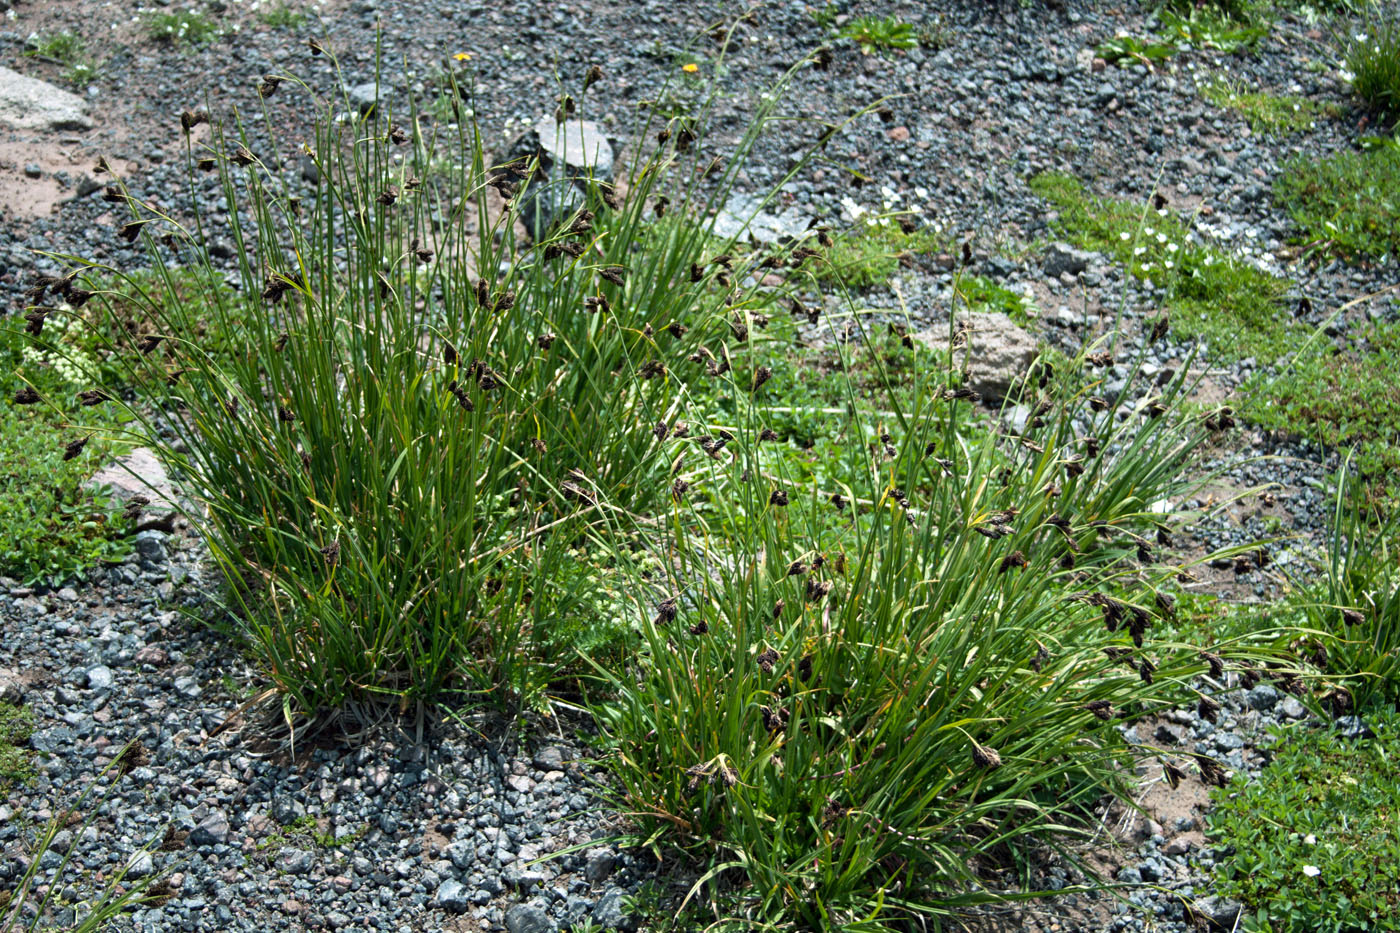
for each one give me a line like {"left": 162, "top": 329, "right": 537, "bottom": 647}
{"left": 2, "top": 0, "right": 1398, "bottom": 930}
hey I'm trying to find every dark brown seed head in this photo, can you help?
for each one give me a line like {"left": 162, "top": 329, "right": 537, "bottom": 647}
{"left": 757, "top": 648, "right": 779, "bottom": 673}
{"left": 536, "top": 332, "right": 556, "bottom": 351}
{"left": 1084, "top": 700, "right": 1113, "bottom": 720}
{"left": 1193, "top": 753, "right": 1229, "bottom": 787}
{"left": 23, "top": 309, "right": 49, "bottom": 336}
{"left": 180, "top": 109, "right": 208, "bottom": 133}
{"left": 1342, "top": 608, "right": 1365, "bottom": 627}
{"left": 971, "top": 741, "right": 1002, "bottom": 770}
{"left": 377, "top": 185, "right": 398, "bottom": 206}
{"left": 654, "top": 596, "right": 678, "bottom": 625}
{"left": 308, "top": 38, "right": 324, "bottom": 55}
{"left": 688, "top": 620, "right": 709, "bottom": 636}
{"left": 583, "top": 64, "right": 604, "bottom": 91}
{"left": 805, "top": 578, "right": 832, "bottom": 602}
{"left": 772, "top": 599, "right": 785, "bottom": 619}
{"left": 760, "top": 705, "right": 787, "bottom": 733}
{"left": 273, "top": 333, "right": 289, "bottom": 353}
{"left": 1150, "top": 314, "right": 1170, "bottom": 344}
{"left": 769, "top": 489, "right": 789, "bottom": 507}
{"left": 231, "top": 146, "right": 256, "bottom": 167}
{"left": 759, "top": 428, "right": 779, "bottom": 443}
{"left": 999, "top": 550, "right": 1027, "bottom": 573}
{"left": 119, "top": 221, "right": 147, "bottom": 243}
{"left": 258, "top": 75, "right": 283, "bottom": 97}
{"left": 278, "top": 405, "right": 296, "bottom": 423}
{"left": 787, "top": 560, "right": 808, "bottom": 577}
{"left": 830, "top": 492, "right": 846, "bottom": 511}
{"left": 671, "top": 478, "right": 690, "bottom": 502}
{"left": 389, "top": 125, "right": 408, "bottom": 145}
{"left": 78, "top": 389, "right": 112, "bottom": 406}
{"left": 197, "top": 157, "right": 217, "bottom": 172}
{"left": 1200, "top": 652, "right": 1225, "bottom": 679}
{"left": 62, "top": 436, "right": 89, "bottom": 461}
{"left": 136, "top": 334, "right": 164, "bottom": 354}
{"left": 1089, "top": 396, "right": 1108, "bottom": 412}
{"left": 599, "top": 266, "right": 625, "bottom": 286}
{"left": 752, "top": 366, "right": 773, "bottom": 391}
{"left": 444, "top": 342, "right": 459, "bottom": 366}
{"left": 321, "top": 539, "right": 340, "bottom": 566}
{"left": 671, "top": 421, "right": 689, "bottom": 438}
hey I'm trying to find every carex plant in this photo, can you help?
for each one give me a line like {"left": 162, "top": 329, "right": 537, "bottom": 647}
{"left": 33, "top": 42, "right": 840, "bottom": 718}
{"left": 1291, "top": 460, "right": 1400, "bottom": 716}
{"left": 592, "top": 316, "right": 1270, "bottom": 929}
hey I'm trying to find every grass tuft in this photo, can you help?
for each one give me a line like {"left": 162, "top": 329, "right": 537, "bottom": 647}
{"left": 144, "top": 10, "right": 221, "bottom": 48}
{"left": 1347, "top": 15, "right": 1400, "bottom": 121}
{"left": 1199, "top": 76, "right": 1330, "bottom": 134}
{"left": 838, "top": 15, "right": 917, "bottom": 54}
{"left": 257, "top": 2, "right": 309, "bottom": 28}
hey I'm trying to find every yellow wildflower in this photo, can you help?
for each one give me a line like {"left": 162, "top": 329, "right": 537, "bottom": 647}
{"left": 682, "top": 63, "right": 699, "bottom": 73}
{"left": 454, "top": 52, "right": 472, "bottom": 62}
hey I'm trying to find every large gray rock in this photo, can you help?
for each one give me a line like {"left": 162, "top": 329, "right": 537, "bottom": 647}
{"left": 518, "top": 178, "right": 585, "bottom": 240}
{"left": 189, "top": 811, "right": 230, "bottom": 847}
{"left": 504, "top": 902, "right": 552, "bottom": 933}
{"left": 519, "top": 117, "right": 613, "bottom": 178}
{"left": 346, "top": 82, "right": 380, "bottom": 115}
{"left": 711, "top": 193, "right": 813, "bottom": 245}
{"left": 592, "top": 886, "right": 632, "bottom": 930}
{"left": 1189, "top": 895, "right": 1243, "bottom": 930}
{"left": 0, "top": 67, "right": 93, "bottom": 131}
{"left": 88, "top": 447, "right": 176, "bottom": 511}
{"left": 510, "top": 117, "right": 613, "bottom": 238}
{"left": 435, "top": 879, "right": 471, "bottom": 913}
{"left": 913, "top": 312, "right": 1039, "bottom": 403}
{"left": 1042, "top": 241, "right": 1094, "bottom": 277}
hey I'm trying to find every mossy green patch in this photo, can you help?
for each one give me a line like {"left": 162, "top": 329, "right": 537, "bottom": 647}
{"left": 814, "top": 219, "right": 945, "bottom": 291}
{"left": 956, "top": 275, "right": 1034, "bottom": 324}
{"left": 0, "top": 701, "right": 35, "bottom": 794}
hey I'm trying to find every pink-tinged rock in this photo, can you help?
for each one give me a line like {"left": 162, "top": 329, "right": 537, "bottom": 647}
{"left": 134, "top": 645, "right": 170, "bottom": 666}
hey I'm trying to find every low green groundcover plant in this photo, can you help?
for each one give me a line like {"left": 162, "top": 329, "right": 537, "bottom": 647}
{"left": 1029, "top": 172, "right": 1291, "bottom": 363}
{"left": 1274, "top": 144, "right": 1400, "bottom": 260}
{"left": 2, "top": 314, "right": 132, "bottom": 585}
{"left": 1199, "top": 77, "right": 1326, "bottom": 135}
{"left": 0, "top": 701, "right": 35, "bottom": 794}
{"left": 1207, "top": 711, "right": 1400, "bottom": 933}
{"left": 813, "top": 216, "right": 944, "bottom": 291}
{"left": 1241, "top": 321, "right": 1400, "bottom": 488}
